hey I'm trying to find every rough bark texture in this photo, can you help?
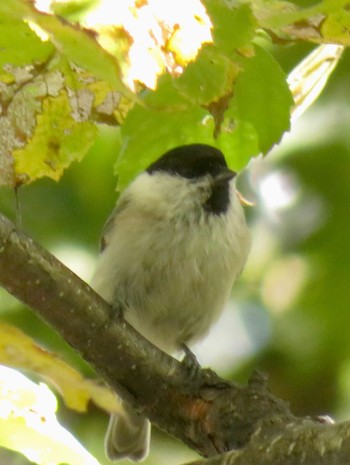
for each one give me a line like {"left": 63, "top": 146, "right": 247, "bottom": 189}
{"left": 0, "top": 212, "right": 349, "bottom": 464}
{"left": 186, "top": 420, "right": 350, "bottom": 465}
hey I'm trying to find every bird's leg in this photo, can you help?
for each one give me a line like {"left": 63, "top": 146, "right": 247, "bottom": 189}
{"left": 181, "top": 343, "right": 201, "bottom": 381}
{"left": 107, "top": 300, "right": 125, "bottom": 323}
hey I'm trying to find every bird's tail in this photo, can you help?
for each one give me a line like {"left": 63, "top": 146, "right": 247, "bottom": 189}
{"left": 105, "top": 402, "right": 150, "bottom": 462}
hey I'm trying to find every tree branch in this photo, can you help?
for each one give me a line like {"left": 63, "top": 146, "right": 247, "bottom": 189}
{"left": 185, "top": 420, "right": 350, "bottom": 465}
{"left": 0, "top": 212, "right": 349, "bottom": 464}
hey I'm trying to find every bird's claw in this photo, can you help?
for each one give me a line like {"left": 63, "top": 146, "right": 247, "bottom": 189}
{"left": 181, "top": 344, "right": 201, "bottom": 381}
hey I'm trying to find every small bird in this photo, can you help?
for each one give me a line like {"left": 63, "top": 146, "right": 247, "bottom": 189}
{"left": 91, "top": 144, "right": 251, "bottom": 461}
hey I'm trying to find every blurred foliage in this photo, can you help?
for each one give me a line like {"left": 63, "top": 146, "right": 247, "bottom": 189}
{"left": 234, "top": 51, "right": 350, "bottom": 420}
{"left": 0, "top": 0, "right": 350, "bottom": 464}
{"left": 2, "top": 0, "right": 350, "bottom": 187}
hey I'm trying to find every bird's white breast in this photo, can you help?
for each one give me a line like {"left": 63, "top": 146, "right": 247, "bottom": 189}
{"left": 91, "top": 173, "right": 251, "bottom": 354}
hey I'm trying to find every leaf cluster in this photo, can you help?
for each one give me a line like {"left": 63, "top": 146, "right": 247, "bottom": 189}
{"left": 2, "top": 0, "right": 348, "bottom": 187}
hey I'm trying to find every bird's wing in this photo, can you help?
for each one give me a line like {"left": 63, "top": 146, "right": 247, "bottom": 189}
{"left": 99, "top": 195, "right": 130, "bottom": 252}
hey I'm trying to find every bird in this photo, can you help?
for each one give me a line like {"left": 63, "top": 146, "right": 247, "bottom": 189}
{"left": 90, "top": 143, "right": 251, "bottom": 461}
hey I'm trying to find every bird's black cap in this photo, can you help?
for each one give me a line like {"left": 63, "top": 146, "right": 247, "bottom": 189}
{"left": 147, "top": 144, "right": 235, "bottom": 215}
{"left": 147, "top": 144, "right": 232, "bottom": 179}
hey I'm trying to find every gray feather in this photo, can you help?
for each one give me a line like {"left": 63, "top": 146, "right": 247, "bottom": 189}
{"left": 105, "top": 403, "right": 150, "bottom": 462}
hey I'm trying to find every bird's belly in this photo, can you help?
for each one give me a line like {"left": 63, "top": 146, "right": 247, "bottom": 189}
{"left": 94, "top": 206, "right": 251, "bottom": 355}
{"left": 124, "top": 250, "right": 236, "bottom": 354}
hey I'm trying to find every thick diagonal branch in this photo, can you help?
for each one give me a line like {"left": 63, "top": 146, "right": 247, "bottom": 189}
{"left": 0, "top": 212, "right": 349, "bottom": 465}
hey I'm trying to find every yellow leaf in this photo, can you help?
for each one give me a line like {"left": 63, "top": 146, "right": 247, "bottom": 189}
{"left": 13, "top": 92, "right": 97, "bottom": 184}
{"left": 0, "top": 323, "right": 120, "bottom": 414}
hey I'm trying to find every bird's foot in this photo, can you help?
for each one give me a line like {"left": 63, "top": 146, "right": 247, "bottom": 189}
{"left": 181, "top": 344, "right": 202, "bottom": 382}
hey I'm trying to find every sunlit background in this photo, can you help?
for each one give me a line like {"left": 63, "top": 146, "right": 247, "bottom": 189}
{"left": 1, "top": 0, "right": 350, "bottom": 464}
{"left": 34, "top": 0, "right": 213, "bottom": 90}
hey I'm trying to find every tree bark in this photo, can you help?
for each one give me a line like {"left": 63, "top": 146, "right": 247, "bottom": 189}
{"left": 0, "top": 212, "right": 349, "bottom": 464}
{"left": 185, "top": 419, "right": 350, "bottom": 465}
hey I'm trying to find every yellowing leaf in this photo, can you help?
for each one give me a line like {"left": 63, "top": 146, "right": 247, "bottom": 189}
{"left": 34, "top": 14, "right": 127, "bottom": 91}
{"left": 0, "top": 323, "right": 119, "bottom": 414}
{"left": 13, "top": 92, "right": 97, "bottom": 183}
{"left": 0, "top": 58, "right": 130, "bottom": 186}
{"left": 321, "top": 8, "right": 350, "bottom": 44}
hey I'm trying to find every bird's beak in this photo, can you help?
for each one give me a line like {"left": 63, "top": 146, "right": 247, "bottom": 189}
{"left": 215, "top": 169, "right": 236, "bottom": 183}
{"left": 213, "top": 171, "right": 255, "bottom": 206}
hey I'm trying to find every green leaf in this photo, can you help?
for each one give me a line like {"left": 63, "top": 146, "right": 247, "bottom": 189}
{"left": 0, "top": 0, "right": 28, "bottom": 19}
{"left": 174, "top": 45, "right": 239, "bottom": 105}
{"left": 218, "top": 120, "right": 260, "bottom": 171}
{"left": 0, "top": 19, "right": 54, "bottom": 69}
{"left": 29, "top": 12, "right": 127, "bottom": 92}
{"left": 203, "top": 1, "right": 256, "bottom": 54}
{"left": 229, "top": 45, "right": 293, "bottom": 155}
{"left": 50, "top": 0, "right": 98, "bottom": 21}
{"left": 0, "top": 0, "right": 129, "bottom": 93}
{"left": 117, "top": 71, "right": 265, "bottom": 188}
{"left": 117, "top": 76, "right": 218, "bottom": 189}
